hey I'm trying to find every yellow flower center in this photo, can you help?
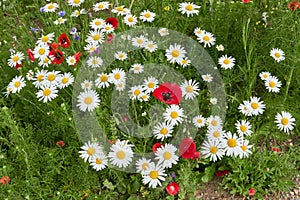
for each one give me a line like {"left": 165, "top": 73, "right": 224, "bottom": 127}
{"left": 144, "top": 13, "right": 151, "bottom": 18}
{"left": 84, "top": 83, "right": 90, "bottom": 88}
{"left": 47, "top": 73, "right": 55, "bottom": 81}
{"left": 223, "top": 59, "right": 230, "bottom": 65}
{"left": 93, "top": 34, "right": 100, "bottom": 41}
{"left": 197, "top": 118, "right": 203, "bottom": 123}
{"left": 210, "top": 146, "right": 218, "bottom": 154}
{"left": 128, "top": 17, "right": 134, "bottom": 22}
{"left": 43, "top": 57, "right": 50, "bottom": 63}
{"left": 43, "top": 88, "right": 51, "bottom": 96}
{"left": 119, "top": 54, "right": 124, "bottom": 58}
{"left": 164, "top": 6, "right": 170, "bottom": 11}
{"left": 182, "top": 59, "right": 187, "bottom": 64}
{"left": 14, "top": 81, "right": 20, "bottom": 88}
{"left": 251, "top": 102, "right": 258, "bottom": 109}
{"left": 213, "top": 131, "right": 220, "bottom": 138}
{"left": 69, "top": 58, "right": 75, "bottom": 63}
{"left": 211, "top": 120, "right": 217, "bottom": 126}
{"left": 148, "top": 82, "right": 155, "bottom": 88}
{"left": 269, "top": 81, "right": 275, "bottom": 88}
{"left": 274, "top": 52, "right": 281, "bottom": 58}
{"left": 92, "top": 59, "right": 99, "bottom": 65}
{"left": 134, "top": 89, "right": 140, "bottom": 96}
{"left": 48, "top": 4, "right": 54, "bottom": 9}
{"left": 84, "top": 97, "right": 93, "bottom": 105}
{"left": 227, "top": 138, "right": 237, "bottom": 148}
{"left": 170, "top": 111, "right": 178, "bottom": 119}
{"left": 163, "top": 152, "right": 172, "bottom": 160}
{"left": 263, "top": 74, "right": 268, "bottom": 78}
{"left": 100, "top": 75, "right": 108, "bottom": 82}
{"left": 117, "top": 6, "right": 123, "bottom": 11}
{"left": 41, "top": 35, "right": 49, "bottom": 43}
{"left": 105, "top": 26, "right": 111, "bottom": 30}
{"left": 89, "top": 46, "right": 95, "bottom": 52}
{"left": 148, "top": 44, "right": 154, "bottom": 49}
{"left": 87, "top": 147, "right": 95, "bottom": 156}
{"left": 62, "top": 77, "right": 69, "bottom": 84}
{"left": 160, "top": 128, "right": 168, "bottom": 135}
{"left": 241, "top": 145, "right": 247, "bottom": 152}
{"left": 98, "top": 4, "right": 104, "bottom": 9}
{"left": 37, "top": 75, "right": 44, "bottom": 82}
{"left": 240, "top": 125, "right": 247, "bottom": 132}
{"left": 74, "top": 0, "right": 80, "bottom": 4}
{"left": 149, "top": 170, "right": 158, "bottom": 179}
{"left": 12, "top": 55, "right": 19, "bottom": 62}
{"left": 95, "top": 158, "right": 102, "bottom": 164}
{"left": 203, "top": 35, "right": 210, "bottom": 42}
{"left": 58, "top": 18, "right": 63, "bottom": 23}
{"left": 186, "top": 85, "right": 194, "bottom": 93}
{"left": 142, "top": 163, "right": 149, "bottom": 170}
{"left": 137, "top": 39, "right": 143, "bottom": 44}
{"left": 281, "top": 118, "right": 289, "bottom": 125}
{"left": 114, "top": 73, "right": 121, "bottom": 80}
{"left": 185, "top": 5, "right": 193, "bottom": 11}
{"left": 95, "top": 21, "right": 102, "bottom": 26}
{"left": 171, "top": 50, "right": 179, "bottom": 58}
{"left": 116, "top": 151, "right": 125, "bottom": 159}
{"left": 134, "top": 66, "right": 140, "bottom": 71}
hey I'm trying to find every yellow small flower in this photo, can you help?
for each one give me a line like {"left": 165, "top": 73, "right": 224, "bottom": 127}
{"left": 164, "top": 6, "right": 170, "bottom": 11}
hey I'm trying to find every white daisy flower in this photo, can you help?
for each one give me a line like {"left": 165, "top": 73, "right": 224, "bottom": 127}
{"left": 84, "top": 43, "right": 99, "bottom": 53}
{"left": 115, "top": 80, "right": 126, "bottom": 92}
{"left": 79, "top": 141, "right": 102, "bottom": 163}
{"left": 36, "top": 85, "right": 58, "bottom": 103}
{"left": 7, "top": 51, "right": 24, "bottom": 68}
{"left": 136, "top": 158, "right": 154, "bottom": 174}
{"left": 207, "top": 126, "right": 225, "bottom": 142}
{"left": 102, "top": 23, "right": 114, "bottom": 34}
{"left": 210, "top": 98, "right": 218, "bottom": 105}
{"left": 201, "top": 139, "right": 224, "bottom": 162}
{"left": 44, "top": 70, "right": 61, "bottom": 87}
{"left": 124, "top": 14, "right": 138, "bottom": 27}
{"left": 130, "top": 63, "right": 144, "bottom": 74}
{"left": 216, "top": 44, "right": 224, "bottom": 51}
{"left": 87, "top": 56, "right": 103, "bottom": 68}
{"left": 93, "top": 1, "right": 110, "bottom": 12}
{"left": 163, "top": 105, "right": 185, "bottom": 126}
{"left": 8, "top": 75, "right": 26, "bottom": 93}
{"left": 36, "top": 32, "right": 55, "bottom": 45}
{"left": 235, "top": 120, "right": 253, "bottom": 137}
{"left": 165, "top": 43, "right": 187, "bottom": 64}
{"left": 114, "top": 51, "right": 128, "bottom": 61}
{"left": 68, "top": 0, "right": 84, "bottom": 7}
{"left": 265, "top": 75, "right": 282, "bottom": 93}
{"left": 32, "top": 69, "right": 47, "bottom": 88}
{"left": 153, "top": 122, "right": 174, "bottom": 141}
{"left": 275, "top": 111, "right": 296, "bottom": 133}
{"left": 180, "top": 79, "right": 200, "bottom": 100}
{"left": 77, "top": 89, "right": 100, "bottom": 112}
{"left": 202, "top": 74, "right": 213, "bottom": 82}
{"left": 108, "top": 140, "right": 134, "bottom": 168}
{"left": 155, "top": 144, "right": 179, "bottom": 169}
{"left": 178, "top": 57, "right": 191, "bottom": 67}
{"left": 142, "top": 76, "right": 159, "bottom": 93}
{"left": 206, "top": 115, "right": 223, "bottom": 129}
{"left": 238, "top": 100, "right": 252, "bottom": 116}
{"left": 66, "top": 56, "right": 77, "bottom": 66}
{"left": 178, "top": 2, "right": 201, "bottom": 17}
{"left": 95, "top": 73, "right": 110, "bottom": 89}
{"left": 90, "top": 151, "right": 108, "bottom": 171}
{"left": 43, "top": 2, "right": 59, "bottom": 12}
{"left": 259, "top": 71, "right": 271, "bottom": 81}
{"left": 131, "top": 35, "right": 148, "bottom": 48}
{"left": 197, "top": 31, "right": 215, "bottom": 48}
{"left": 218, "top": 55, "right": 236, "bottom": 70}
{"left": 158, "top": 28, "right": 169, "bottom": 36}
{"left": 81, "top": 80, "right": 93, "bottom": 90}
{"left": 139, "top": 92, "right": 150, "bottom": 102}
{"left": 89, "top": 18, "right": 105, "bottom": 30}
{"left": 144, "top": 40, "right": 158, "bottom": 53}
{"left": 33, "top": 44, "right": 49, "bottom": 60}
{"left": 86, "top": 30, "right": 104, "bottom": 45}
{"left": 54, "top": 17, "right": 67, "bottom": 25}
{"left": 194, "top": 27, "right": 203, "bottom": 37}
{"left": 38, "top": 56, "right": 53, "bottom": 68}
{"left": 109, "top": 68, "right": 126, "bottom": 84}
{"left": 4, "top": 86, "right": 13, "bottom": 97}
{"left": 192, "top": 115, "right": 206, "bottom": 128}
{"left": 239, "top": 139, "right": 253, "bottom": 159}
{"left": 129, "top": 85, "right": 143, "bottom": 100}
{"left": 142, "top": 163, "right": 166, "bottom": 188}
{"left": 26, "top": 70, "right": 34, "bottom": 81}
{"left": 58, "top": 72, "right": 74, "bottom": 89}
{"left": 270, "top": 48, "right": 285, "bottom": 62}
{"left": 220, "top": 131, "right": 243, "bottom": 157}
{"left": 70, "top": 9, "right": 87, "bottom": 17}
{"left": 249, "top": 96, "right": 265, "bottom": 116}
{"left": 139, "top": 10, "right": 156, "bottom": 22}
{"left": 111, "top": 5, "right": 130, "bottom": 16}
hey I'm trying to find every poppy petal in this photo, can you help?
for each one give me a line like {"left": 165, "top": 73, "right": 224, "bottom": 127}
{"left": 58, "top": 33, "right": 70, "bottom": 48}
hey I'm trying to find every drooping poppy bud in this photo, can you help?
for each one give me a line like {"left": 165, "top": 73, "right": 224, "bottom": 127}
{"left": 73, "top": 52, "right": 82, "bottom": 63}
{"left": 26, "top": 49, "right": 35, "bottom": 61}
{"left": 152, "top": 82, "right": 182, "bottom": 105}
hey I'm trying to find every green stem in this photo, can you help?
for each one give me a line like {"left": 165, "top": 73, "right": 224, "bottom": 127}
{"left": 283, "top": 67, "right": 294, "bottom": 103}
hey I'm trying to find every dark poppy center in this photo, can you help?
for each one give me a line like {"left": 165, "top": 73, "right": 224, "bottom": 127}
{"left": 162, "top": 92, "right": 172, "bottom": 101}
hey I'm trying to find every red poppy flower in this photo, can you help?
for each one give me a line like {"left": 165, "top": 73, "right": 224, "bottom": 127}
{"left": 73, "top": 52, "right": 82, "bottom": 64}
{"left": 179, "top": 138, "right": 196, "bottom": 159}
{"left": 105, "top": 17, "right": 118, "bottom": 29}
{"left": 106, "top": 34, "right": 114, "bottom": 44}
{"left": 26, "top": 49, "right": 35, "bottom": 61}
{"left": 166, "top": 182, "right": 180, "bottom": 195}
{"left": 58, "top": 33, "right": 70, "bottom": 48}
{"left": 49, "top": 49, "right": 64, "bottom": 64}
{"left": 271, "top": 147, "right": 281, "bottom": 153}
{"left": 248, "top": 188, "right": 256, "bottom": 196}
{"left": 288, "top": 1, "right": 300, "bottom": 10}
{"left": 15, "top": 63, "right": 22, "bottom": 70}
{"left": 215, "top": 170, "right": 229, "bottom": 177}
{"left": 56, "top": 140, "right": 65, "bottom": 147}
{"left": 152, "top": 82, "right": 182, "bottom": 105}
{"left": 242, "top": 0, "right": 251, "bottom": 3}
{"left": 0, "top": 176, "right": 10, "bottom": 187}
{"left": 152, "top": 142, "right": 163, "bottom": 153}
{"left": 50, "top": 42, "right": 59, "bottom": 51}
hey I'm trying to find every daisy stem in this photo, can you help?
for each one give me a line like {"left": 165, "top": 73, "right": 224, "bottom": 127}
{"left": 129, "top": 0, "right": 135, "bottom": 10}
{"left": 283, "top": 67, "right": 294, "bottom": 103}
